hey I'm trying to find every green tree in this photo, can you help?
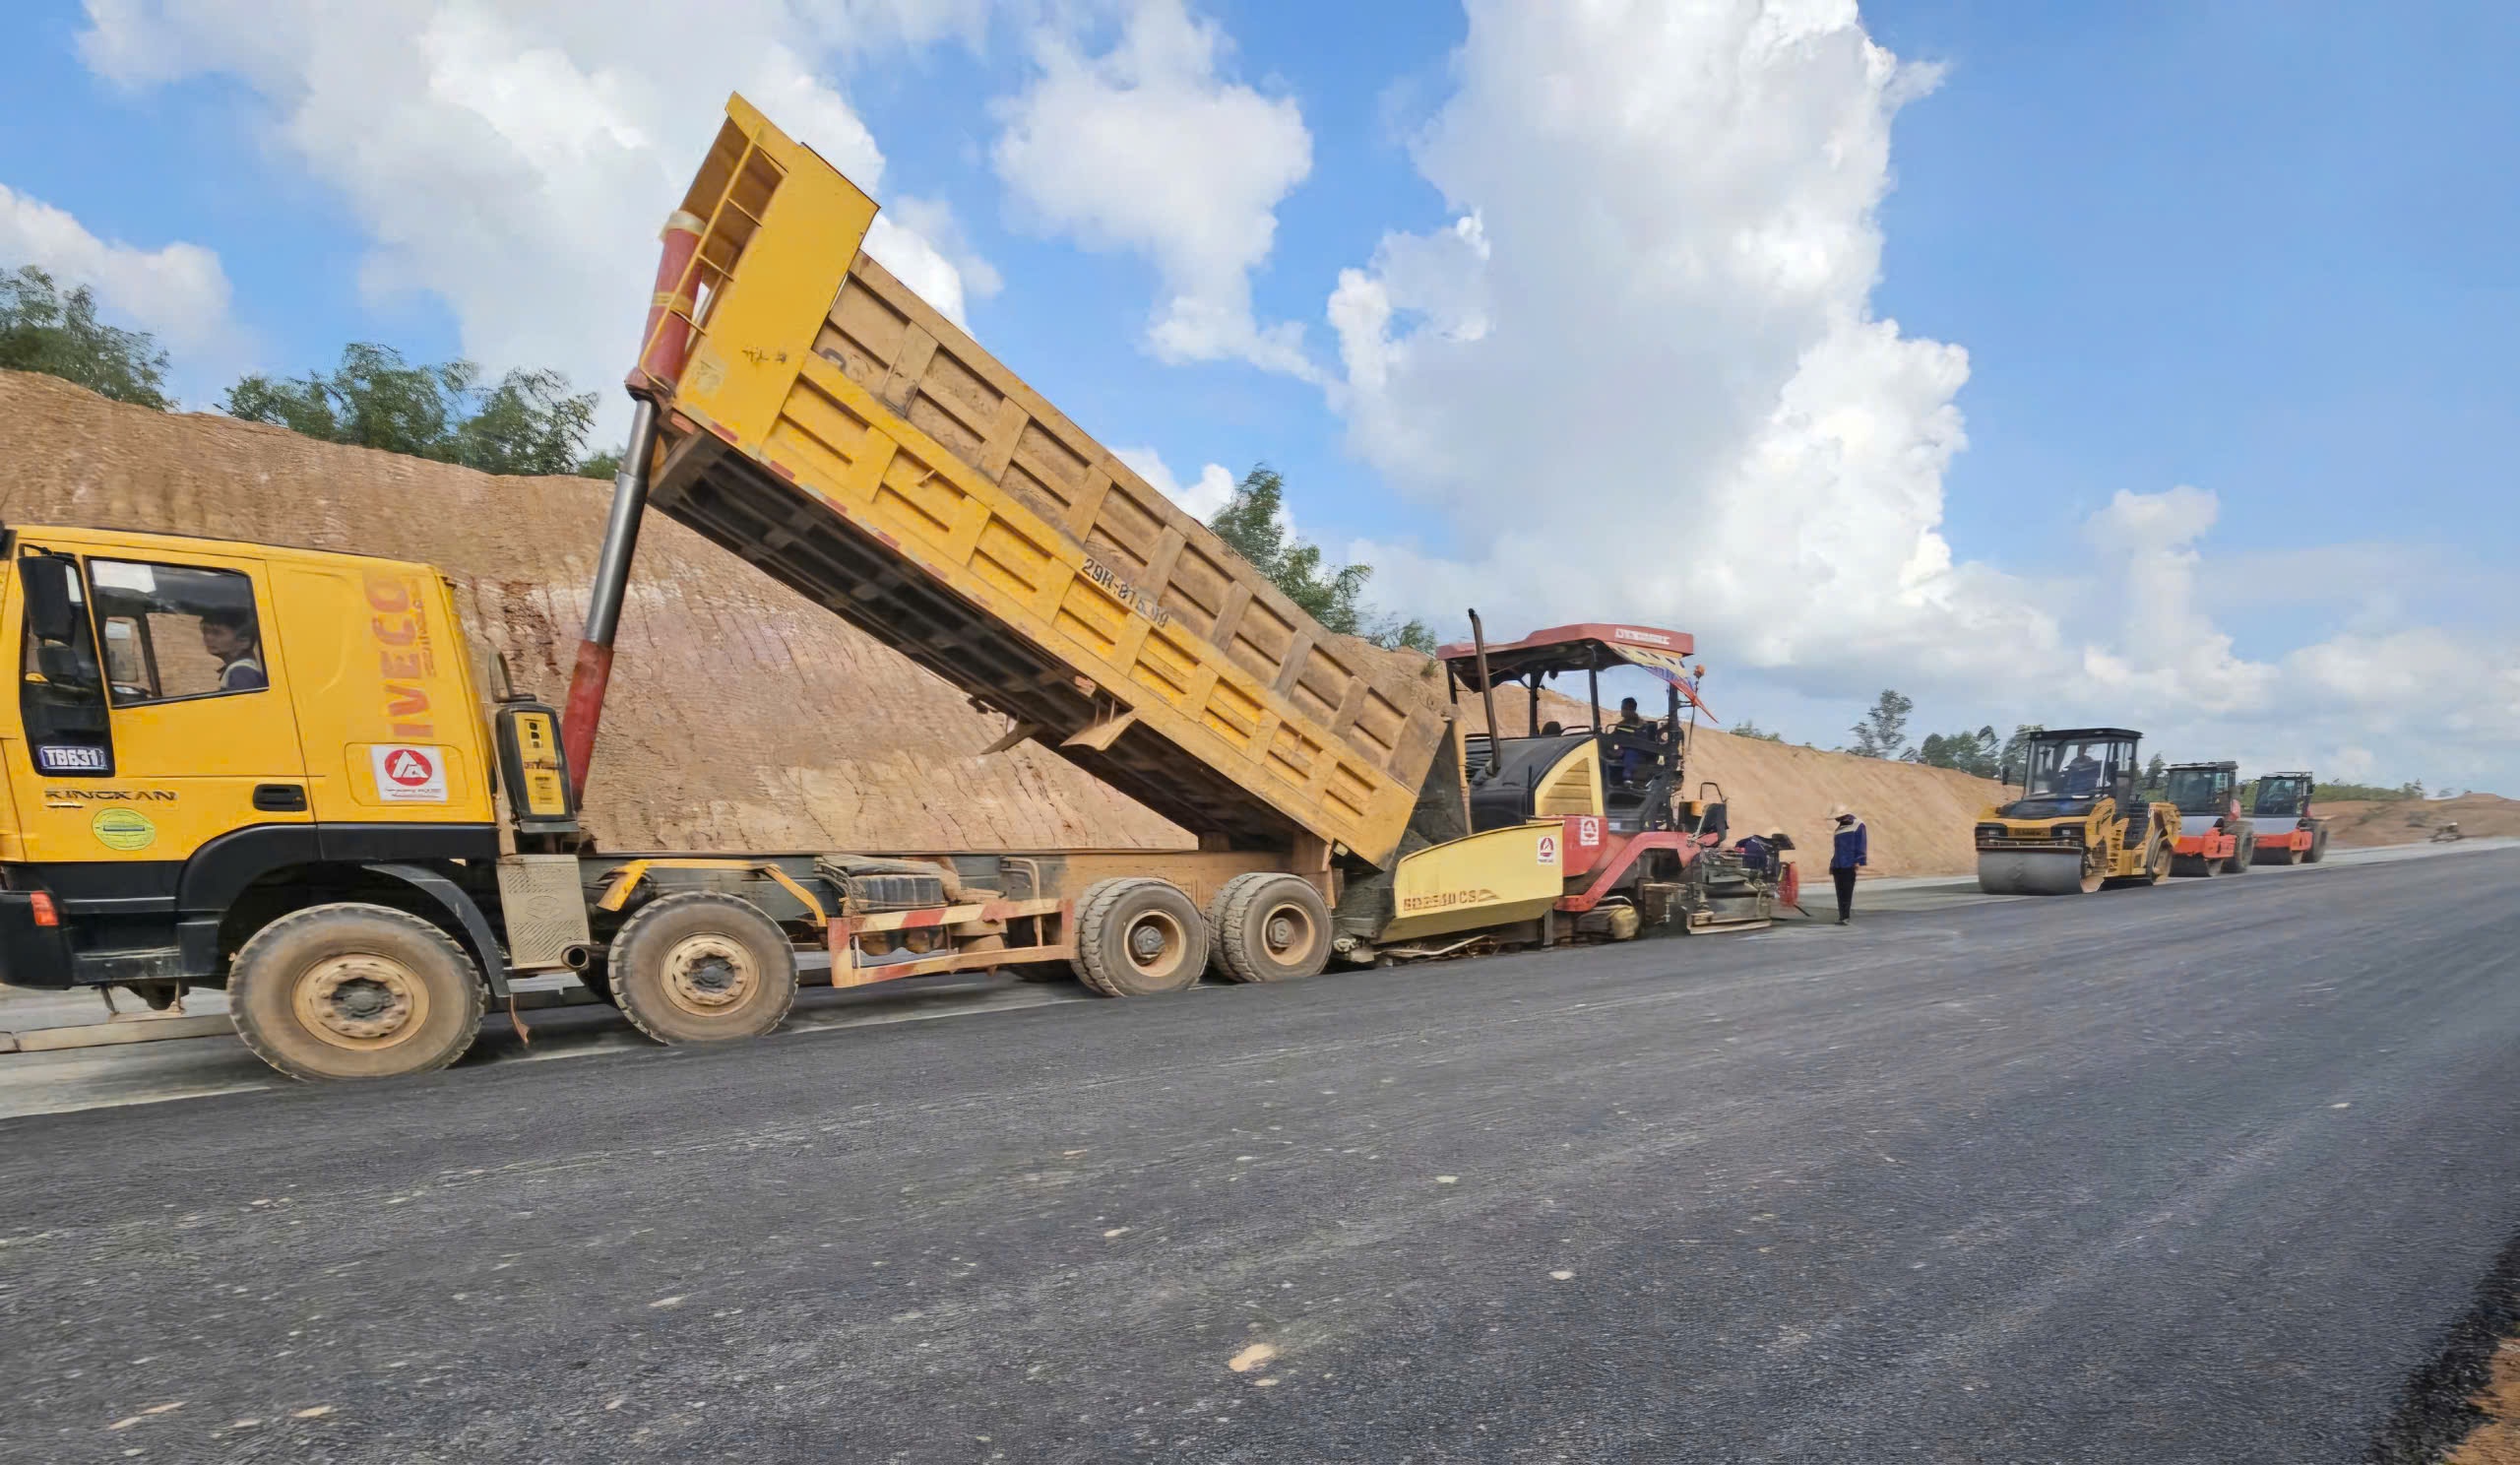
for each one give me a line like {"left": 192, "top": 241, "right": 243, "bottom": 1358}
{"left": 2142, "top": 753, "right": 2168, "bottom": 796}
{"left": 1915, "top": 725, "right": 2002, "bottom": 778}
{"left": 456, "top": 366, "right": 597, "bottom": 476}
{"left": 580, "top": 447, "right": 623, "bottom": 480}
{"left": 1847, "top": 689, "right": 1915, "bottom": 760}
{"left": 222, "top": 343, "right": 598, "bottom": 475}
{"left": 1998, "top": 724, "right": 2044, "bottom": 777}
{"left": 0, "top": 266, "right": 172, "bottom": 409}
{"left": 1730, "top": 719, "right": 1786, "bottom": 743}
{"left": 1208, "top": 464, "right": 1433, "bottom": 653}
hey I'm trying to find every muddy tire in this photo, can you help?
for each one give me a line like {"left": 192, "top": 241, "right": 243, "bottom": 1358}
{"left": 2146, "top": 839, "right": 2174, "bottom": 885}
{"left": 1072, "top": 878, "right": 1209, "bottom": 997}
{"left": 607, "top": 892, "right": 797, "bottom": 1045}
{"left": 2223, "top": 833, "right": 2253, "bottom": 874}
{"left": 1208, "top": 873, "right": 1333, "bottom": 984}
{"left": 228, "top": 903, "right": 484, "bottom": 1082}
{"left": 2304, "top": 829, "right": 2330, "bottom": 863}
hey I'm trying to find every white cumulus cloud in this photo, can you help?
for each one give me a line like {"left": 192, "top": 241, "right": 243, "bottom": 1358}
{"left": 992, "top": 0, "right": 1316, "bottom": 378}
{"left": 1323, "top": 0, "right": 2519, "bottom": 788}
{"left": 1114, "top": 444, "right": 1235, "bottom": 521}
{"left": 77, "top": 0, "right": 996, "bottom": 439}
{"left": 0, "top": 181, "right": 243, "bottom": 396}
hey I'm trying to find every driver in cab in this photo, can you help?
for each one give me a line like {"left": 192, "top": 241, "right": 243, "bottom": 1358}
{"left": 2061, "top": 748, "right": 2106, "bottom": 796}
{"left": 201, "top": 609, "right": 267, "bottom": 693}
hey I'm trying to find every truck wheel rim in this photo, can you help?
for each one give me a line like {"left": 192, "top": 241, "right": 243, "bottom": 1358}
{"left": 295, "top": 954, "right": 428, "bottom": 1051}
{"left": 661, "top": 934, "right": 756, "bottom": 1016}
{"left": 1260, "top": 902, "right": 1316, "bottom": 964}
{"left": 1122, "top": 911, "right": 1187, "bottom": 981}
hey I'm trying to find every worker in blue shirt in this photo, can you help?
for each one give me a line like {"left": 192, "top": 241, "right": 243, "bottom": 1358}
{"left": 1829, "top": 806, "right": 1867, "bottom": 924}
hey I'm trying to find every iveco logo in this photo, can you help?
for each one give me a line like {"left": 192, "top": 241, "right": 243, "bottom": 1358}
{"left": 44, "top": 789, "right": 177, "bottom": 801}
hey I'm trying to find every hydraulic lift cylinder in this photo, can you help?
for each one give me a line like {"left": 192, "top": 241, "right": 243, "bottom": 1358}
{"left": 560, "top": 209, "right": 704, "bottom": 798}
{"left": 561, "top": 399, "right": 659, "bottom": 798}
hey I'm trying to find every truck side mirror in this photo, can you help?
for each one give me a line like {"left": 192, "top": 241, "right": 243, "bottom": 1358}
{"left": 19, "top": 555, "right": 81, "bottom": 643}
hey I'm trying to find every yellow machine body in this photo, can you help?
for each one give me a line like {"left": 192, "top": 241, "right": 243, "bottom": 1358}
{"left": 1379, "top": 822, "right": 1567, "bottom": 943}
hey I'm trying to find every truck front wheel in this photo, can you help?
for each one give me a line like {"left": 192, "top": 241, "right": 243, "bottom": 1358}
{"left": 229, "top": 903, "right": 485, "bottom": 1082}
{"left": 607, "top": 893, "right": 798, "bottom": 1046}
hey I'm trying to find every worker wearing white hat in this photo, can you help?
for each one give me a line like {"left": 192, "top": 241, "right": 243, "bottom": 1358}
{"left": 1828, "top": 805, "right": 1867, "bottom": 924}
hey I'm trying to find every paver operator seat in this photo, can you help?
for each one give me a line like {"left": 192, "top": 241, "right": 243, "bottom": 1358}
{"left": 1437, "top": 623, "right": 1715, "bottom": 838}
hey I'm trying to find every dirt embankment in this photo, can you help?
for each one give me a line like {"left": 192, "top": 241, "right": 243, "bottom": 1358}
{"left": 0, "top": 369, "right": 2011, "bottom": 873}
{"left": 2318, "top": 793, "right": 2520, "bottom": 850}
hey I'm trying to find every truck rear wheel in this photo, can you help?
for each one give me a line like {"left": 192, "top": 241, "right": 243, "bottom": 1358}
{"left": 1073, "top": 878, "right": 1208, "bottom": 996}
{"left": 228, "top": 903, "right": 485, "bottom": 1082}
{"left": 2222, "top": 833, "right": 2253, "bottom": 874}
{"left": 607, "top": 893, "right": 797, "bottom": 1045}
{"left": 1208, "top": 873, "right": 1332, "bottom": 984}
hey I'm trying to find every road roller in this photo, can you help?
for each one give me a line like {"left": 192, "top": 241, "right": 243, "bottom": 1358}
{"left": 2164, "top": 760, "right": 2254, "bottom": 875}
{"left": 1975, "top": 728, "right": 2178, "bottom": 895}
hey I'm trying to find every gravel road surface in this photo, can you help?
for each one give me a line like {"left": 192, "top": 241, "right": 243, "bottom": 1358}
{"left": 4, "top": 847, "right": 2515, "bottom": 1462}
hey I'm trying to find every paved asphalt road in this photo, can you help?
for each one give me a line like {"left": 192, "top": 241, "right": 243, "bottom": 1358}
{"left": 4, "top": 849, "right": 2517, "bottom": 1463}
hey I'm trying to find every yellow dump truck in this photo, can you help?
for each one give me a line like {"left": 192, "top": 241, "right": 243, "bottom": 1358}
{"left": 0, "top": 96, "right": 1760, "bottom": 1081}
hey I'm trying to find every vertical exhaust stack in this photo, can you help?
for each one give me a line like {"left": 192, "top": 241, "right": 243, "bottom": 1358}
{"left": 561, "top": 211, "right": 706, "bottom": 799}
{"left": 1467, "top": 608, "right": 1503, "bottom": 776}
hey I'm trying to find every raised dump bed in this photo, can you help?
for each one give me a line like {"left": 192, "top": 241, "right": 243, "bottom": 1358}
{"left": 636, "top": 96, "right": 1450, "bottom": 868}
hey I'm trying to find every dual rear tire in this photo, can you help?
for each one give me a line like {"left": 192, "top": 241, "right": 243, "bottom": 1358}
{"left": 1207, "top": 873, "right": 1334, "bottom": 985}
{"left": 1068, "top": 873, "right": 1333, "bottom": 996}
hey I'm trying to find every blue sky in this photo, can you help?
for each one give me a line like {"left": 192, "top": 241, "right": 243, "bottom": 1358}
{"left": 3, "top": 1, "right": 2512, "bottom": 787}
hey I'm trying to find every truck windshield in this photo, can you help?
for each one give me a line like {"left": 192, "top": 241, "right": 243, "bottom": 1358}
{"left": 2254, "top": 779, "right": 2309, "bottom": 818}
{"left": 2164, "top": 768, "right": 2229, "bottom": 814}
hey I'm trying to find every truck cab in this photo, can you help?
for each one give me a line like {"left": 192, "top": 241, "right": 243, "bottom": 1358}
{"left": 0, "top": 525, "right": 517, "bottom": 993}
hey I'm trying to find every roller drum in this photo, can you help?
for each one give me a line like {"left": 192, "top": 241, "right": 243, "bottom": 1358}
{"left": 1978, "top": 851, "right": 2102, "bottom": 896}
